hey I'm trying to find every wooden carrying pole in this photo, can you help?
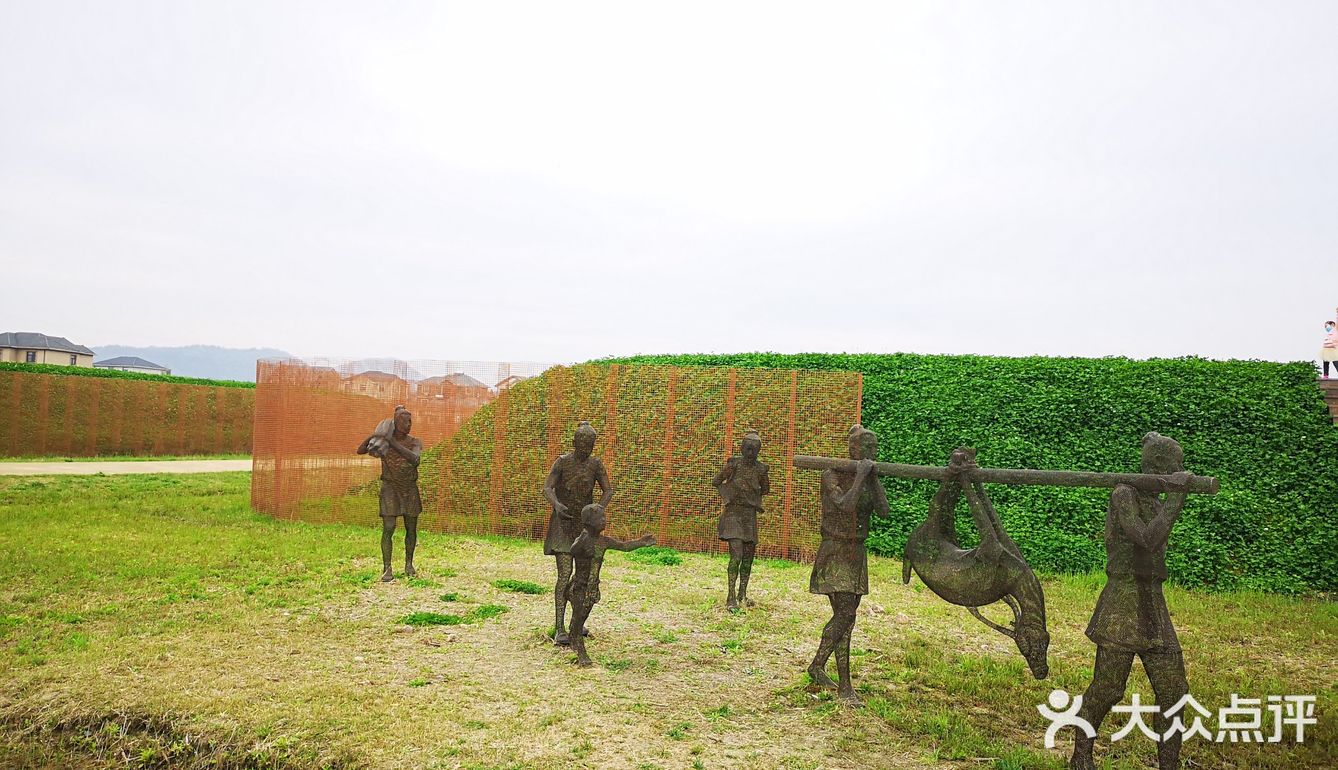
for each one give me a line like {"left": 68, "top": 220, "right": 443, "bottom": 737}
{"left": 793, "top": 456, "right": 1219, "bottom": 495}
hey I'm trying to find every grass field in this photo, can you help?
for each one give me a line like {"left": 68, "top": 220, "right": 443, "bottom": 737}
{"left": 0, "top": 474, "right": 1333, "bottom": 769}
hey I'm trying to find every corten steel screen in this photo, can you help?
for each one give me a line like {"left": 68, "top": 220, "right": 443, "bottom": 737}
{"left": 0, "top": 370, "right": 253, "bottom": 457}
{"left": 251, "top": 360, "right": 862, "bottom": 562}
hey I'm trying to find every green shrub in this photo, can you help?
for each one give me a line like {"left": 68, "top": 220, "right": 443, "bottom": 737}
{"left": 627, "top": 546, "right": 683, "bottom": 566}
{"left": 492, "top": 579, "right": 546, "bottom": 594}
{"left": 400, "top": 605, "right": 508, "bottom": 627}
{"left": 469, "top": 604, "right": 508, "bottom": 620}
{"left": 607, "top": 353, "right": 1338, "bottom": 594}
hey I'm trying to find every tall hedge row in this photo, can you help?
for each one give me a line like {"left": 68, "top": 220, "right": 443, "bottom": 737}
{"left": 607, "top": 354, "right": 1337, "bottom": 594}
{"left": 0, "top": 361, "right": 254, "bottom": 389}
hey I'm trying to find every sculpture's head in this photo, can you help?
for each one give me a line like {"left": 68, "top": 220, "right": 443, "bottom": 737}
{"left": 740, "top": 431, "right": 762, "bottom": 461}
{"left": 573, "top": 421, "right": 597, "bottom": 460}
{"left": 1140, "top": 432, "right": 1184, "bottom": 476}
{"left": 1015, "top": 618, "right": 1051, "bottom": 679}
{"left": 580, "top": 503, "right": 606, "bottom": 533}
{"left": 968, "top": 580, "right": 1050, "bottom": 679}
{"left": 847, "top": 424, "right": 878, "bottom": 461}
{"left": 393, "top": 406, "right": 412, "bottom": 436}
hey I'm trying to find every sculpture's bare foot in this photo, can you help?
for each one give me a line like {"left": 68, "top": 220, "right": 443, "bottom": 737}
{"left": 742, "top": 597, "right": 756, "bottom": 608}
{"left": 404, "top": 563, "right": 416, "bottom": 578}
{"left": 575, "top": 655, "right": 593, "bottom": 667}
{"left": 380, "top": 568, "right": 394, "bottom": 583}
{"left": 553, "top": 630, "right": 570, "bottom": 646}
{"left": 807, "top": 665, "right": 837, "bottom": 689}
{"left": 837, "top": 687, "right": 862, "bottom": 707}
{"left": 726, "top": 598, "right": 739, "bottom": 612}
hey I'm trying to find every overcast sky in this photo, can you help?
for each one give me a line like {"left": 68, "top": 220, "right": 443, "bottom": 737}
{"left": 2, "top": 1, "right": 1335, "bottom": 365}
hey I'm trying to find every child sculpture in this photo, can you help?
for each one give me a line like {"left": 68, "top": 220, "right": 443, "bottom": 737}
{"left": 566, "top": 504, "right": 655, "bottom": 667}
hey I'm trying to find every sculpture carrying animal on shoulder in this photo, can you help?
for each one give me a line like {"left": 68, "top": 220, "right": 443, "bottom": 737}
{"left": 902, "top": 447, "right": 1050, "bottom": 679}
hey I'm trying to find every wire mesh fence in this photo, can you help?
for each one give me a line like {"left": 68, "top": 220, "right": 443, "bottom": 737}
{"left": 0, "top": 369, "right": 253, "bottom": 457}
{"left": 251, "top": 359, "right": 862, "bottom": 561}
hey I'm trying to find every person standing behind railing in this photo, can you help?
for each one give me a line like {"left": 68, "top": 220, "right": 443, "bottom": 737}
{"left": 1321, "top": 320, "right": 1338, "bottom": 379}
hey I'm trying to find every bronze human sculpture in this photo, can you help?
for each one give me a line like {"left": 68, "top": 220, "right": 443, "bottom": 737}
{"left": 711, "top": 431, "right": 771, "bottom": 610}
{"left": 356, "top": 405, "right": 423, "bottom": 582}
{"left": 806, "top": 425, "right": 887, "bottom": 706}
{"left": 542, "top": 421, "right": 615, "bottom": 645}
{"left": 566, "top": 504, "right": 655, "bottom": 667}
{"left": 1071, "top": 433, "right": 1194, "bottom": 770}
{"left": 902, "top": 447, "right": 1050, "bottom": 679}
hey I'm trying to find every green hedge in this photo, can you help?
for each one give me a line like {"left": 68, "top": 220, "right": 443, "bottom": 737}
{"left": 0, "top": 361, "right": 254, "bottom": 389}
{"left": 606, "top": 353, "right": 1338, "bottom": 594}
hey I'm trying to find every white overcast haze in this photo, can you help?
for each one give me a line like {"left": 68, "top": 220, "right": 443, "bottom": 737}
{"left": 2, "top": 1, "right": 1335, "bottom": 364}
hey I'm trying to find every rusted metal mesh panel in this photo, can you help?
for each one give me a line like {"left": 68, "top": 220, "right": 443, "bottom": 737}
{"left": 252, "top": 360, "right": 861, "bottom": 562}
{"left": 251, "top": 358, "right": 543, "bottom": 525}
{"left": 0, "top": 370, "right": 253, "bottom": 457}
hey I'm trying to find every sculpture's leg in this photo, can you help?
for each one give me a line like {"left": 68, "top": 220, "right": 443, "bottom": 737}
{"left": 834, "top": 592, "right": 862, "bottom": 705}
{"left": 1143, "top": 651, "right": 1188, "bottom": 770}
{"left": 380, "top": 516, "right": 396, "bottom": 582}
{"left": 568, "top": 594, "right": 594, "bottom": 666}
{"left": 726, "top": 539, "right": 743, "bottom": 610}
{"left": 970, "top": 480, "right": 1026, "bottom": 560}
{"left": 963, "top": 482, "right": 1003, "bottom": 556}
{"left": 1072, "top": 646, "right": 1134, "bottom": 770}
{"left": 739, "top": 541, "right": 757, "bottom": 606}
{"left": 930, "top": 479, "right": 964, "bottom": 544}
{"left": 403, "top": 516, "right": 418, "bottom": 577}
{"left": 806, "top": 595, "right": 842, "bottom": 689}
{"left": 553, "top": 554, "right": 573, "bottom": 645}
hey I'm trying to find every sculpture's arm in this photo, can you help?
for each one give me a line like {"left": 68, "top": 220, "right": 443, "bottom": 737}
{"left": 870, "top": 474, "right": 889, "bottom": 516}
{"left": 543, "top": 461, "right": 566, "bottom": 514}
{"left": 1112, "top": 485, "right": 1179, "bottom": 549}
{"left": 711, "top": 459, "right": 733, "bottom": 492}
{"left": 594, "top": 460, "right": 615, "bottom": 509}
{"left": 1158, "top": 472, "right": 1191, "bottom": 519}
{"left": 820, "top": 470, "right": 846, "bottom": 512}
{"left": 385, "top": 434, "right": 421, "bottom": 465}
{"left": 602, "top": 533, "right": 656, "bottom": 552}
{"left": 823, "top": 463, "right": 872, "bottom": 513}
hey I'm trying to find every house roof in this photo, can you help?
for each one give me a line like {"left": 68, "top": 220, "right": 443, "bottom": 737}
{"left": 0, "top": 332, "right": 95, "bottom": 356}
{"left": 350, "top": 370, "right": 402, "bottom": 381}
{"left": 93, "top": 356, "right": 169, "bottom": 371}
{"left": 420, "top": 373, "right": 489, "bottom": 389}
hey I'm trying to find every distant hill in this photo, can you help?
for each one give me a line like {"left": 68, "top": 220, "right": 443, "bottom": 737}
{"left": 90, "top": 345, "right": 293, "bottom": 382}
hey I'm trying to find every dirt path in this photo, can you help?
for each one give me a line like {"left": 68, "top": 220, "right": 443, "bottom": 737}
{"left": 0, "top": 459, "right": 251, "bottom": 475}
